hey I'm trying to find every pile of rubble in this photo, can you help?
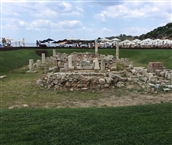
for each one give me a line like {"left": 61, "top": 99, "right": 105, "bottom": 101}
{"left": 125, "top": 64, "right": 172, "bottom": 93}
{"left": 36, "top": 72, "right": 127, "bottom": 91}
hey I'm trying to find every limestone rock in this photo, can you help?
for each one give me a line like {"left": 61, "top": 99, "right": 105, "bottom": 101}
{"left": 105, "top": 77, "right": 113, "bottom": 84}
{"left": 0, "top": 75, "right": 6, "bottom": 79}
{"left": 23, "top": 104, "right": 28, "bottom": 108}
{"left": 99, "top": 78, "right": 105, "bottom": 85}
{"left": 104, "top": 84, "right": 109, "bottom": 88}
{"left": 116, "top": 81, "right": 124, "bottom": 88}
{"left": 167, "top": 73, "right": 172, "bottom": 80}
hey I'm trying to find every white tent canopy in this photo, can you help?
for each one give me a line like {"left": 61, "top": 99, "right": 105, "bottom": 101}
{"left": 132, "top": 39, "right": 141, "bottom": 43}
{"left": 99, "top": 38, "right": 110, "bottom": 42}
{"left": 111, "top": 38, "right": 121, "bottom": 42}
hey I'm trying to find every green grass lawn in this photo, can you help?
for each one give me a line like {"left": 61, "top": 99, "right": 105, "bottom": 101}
{"left": 0, "top": 48, "right": 172, "bottom": 74}
{"left": 0, "top": 48, "right": 171, "bottom": 145}
{"left": 0, "top": 103, "right": 171, "bottom": 145}
{"left": 0, "top": 49, "right": 40, "bottom": 73}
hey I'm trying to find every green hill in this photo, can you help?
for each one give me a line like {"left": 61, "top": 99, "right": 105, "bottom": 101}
{"left": 140, "top": 22, "right": 172, "bottom": 40}
{"left": 106, "top": 22, "right": 172, "bottom": 40}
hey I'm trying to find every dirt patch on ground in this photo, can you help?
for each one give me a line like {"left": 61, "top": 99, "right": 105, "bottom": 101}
{"left": 52, "top": 82, "right": 172, "bottom": 108}
{"left": 87, "top": 94, "right": 170, "bottom": 107}
{"left": 54, "top": 93, "right": 172, "bottom": 108}
{"left": 6, "top": 81, "right": 171, "bottom": 109}
{"left": 8, "top": 92, "right": 171, "bottom": 109}
{"left": 39, "top": 85, "right": 172, "bottom": 108}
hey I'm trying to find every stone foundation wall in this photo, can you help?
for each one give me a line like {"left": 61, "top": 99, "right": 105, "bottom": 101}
{"left": 37, "top": 72, "right": 127, "bottom": 91}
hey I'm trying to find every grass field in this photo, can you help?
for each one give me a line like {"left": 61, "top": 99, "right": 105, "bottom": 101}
{"left": 0, "top": 48, "right": 172, "bottom": 74}
{"left": 0, "top": 48, "right": 171, "bottom": 145}
{"left": 0, "top": 67, "right": 103, "bottom": 108}
{"left": 0, "top": 103, "right": 171, "bottom": 145}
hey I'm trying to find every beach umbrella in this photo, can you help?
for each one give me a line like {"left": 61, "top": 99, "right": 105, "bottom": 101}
{"left": 67, "top": 38, "right": 79, "bottom": 41}
{"left": 153, "top": 39, "right": 162, "bottom": 46}
{"left": 46, "top": 38, "right": 54, "bottom": 42}
{"left": 57, "top": 41, "right": 67, "bottom": 45}
{"left": 121, "top": 40, "right": 131, "bottom": 45}
{"left": 5, "top": 37, "right": 13, "bottom": 41}
{"left": 142, "top": 38, "right": 152, "bottom": 43}
{"left": 126, "top": 42, "right": 135, "bottom": 46}
{"left": 5, "top": 37, "right": 13, "bottom": 44}
{"left": 132, "top": 39, "right": 141, "bottom": 43}
{"left": 39, "top": 40, "right": 47, "bottom": 43}
{"left": 141, "top": 38, "right": 153, "bottom": 45}
{"left": 99, "top": 38, "right": 110, "bottom": 42}
{"left": 4, "top": 37, "right": 13, "bottom": 44}
{"left": 52, "top": 39, "right": 67, "bottom": 44}
{"left": 52, "top": 41, "right": 57, "bottom": 44}
{"left": 67, "top": 40, "right": 74, "bottom": 44}
{"left": 111, "top": 38, "right": 121, "bottom": 42}
{"left": 52, "top": 41, "right": 59, "bottom": 46}
{"left": 163, "top": 39, "right": 171, "bottom": 44}
{"left": 154, "top": 38, "right": 161, "bottom": 42}
{"left": 106, "top": 42, "right": 112, "bottom": 45}
{"left": 66, "top": 38, "right": 79, "bottom": 44}
{"left": 140, "top": 42, "right": 145, "bottom": 46}
{"left": 122, "top": 40, "right": 131, "bottom": 43}
{"left": 53, "top": 40, "right": 67, "bottom": 46}
{"left": 169, "top": 40, "right": 172, "bottom": 45}
{"left": 144, "top": 38, "right": 152, "bottom": 41}
{"left": 40, "top": 38, "right": 54, "bottom": 43}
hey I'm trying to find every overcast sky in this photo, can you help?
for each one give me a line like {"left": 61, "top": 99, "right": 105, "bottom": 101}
{"left": 1, "top": 0, "right": 171, "bottom": 42}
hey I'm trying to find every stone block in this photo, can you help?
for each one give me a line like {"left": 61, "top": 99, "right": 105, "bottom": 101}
{"left": 167, "top": 73, "right": 172, "bottom": 80}
{"left": 148, "top": 62, "right": 163, "bottom": 72}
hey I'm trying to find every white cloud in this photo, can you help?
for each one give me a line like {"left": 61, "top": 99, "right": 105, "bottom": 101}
{"left": 35, "top": 9, "right": 58, "bottom": 18}
{"left": 75, "top": 0, "right": 122, "bottom": 7}
{"left": 19, "top": 20, "right": 26, "bottom": 26}
{"left": 4, "top": 18, "right": 83, "bottom": 31}
{"left": 76, "top": 5, "right": 84, "bottom": 13}
{"left": 2, "top": 18, "right": 22, "bottom": 30}
{"left": 101, "top": 27, "right": 113, "bottom": 32}
{"left": 58, "top": 1, "right": 72, "bottom": 12}
{"left": 2, "top": 9, "right": 20, "bottom": 17}
{"left": 58, "top": 20, "right": 82, "bottom": 29}
{"left": 28, "top": 19, "right": 52, "bottom": 30}
{"left": 2, "top": 1, "right": 82, "bottom": 19}
{"left": 94, "top": 2, "right": 171, "bottom": 21}
{"left": 121, "top": 26, "right": 153, "bottom": 36}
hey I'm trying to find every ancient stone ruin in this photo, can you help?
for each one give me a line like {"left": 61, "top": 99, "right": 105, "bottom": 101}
{"left": 27, "top": 42, "right": 172, "bottom": 93}
{"left": 36, "top": 51, "right": 127, "bottom": 91}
